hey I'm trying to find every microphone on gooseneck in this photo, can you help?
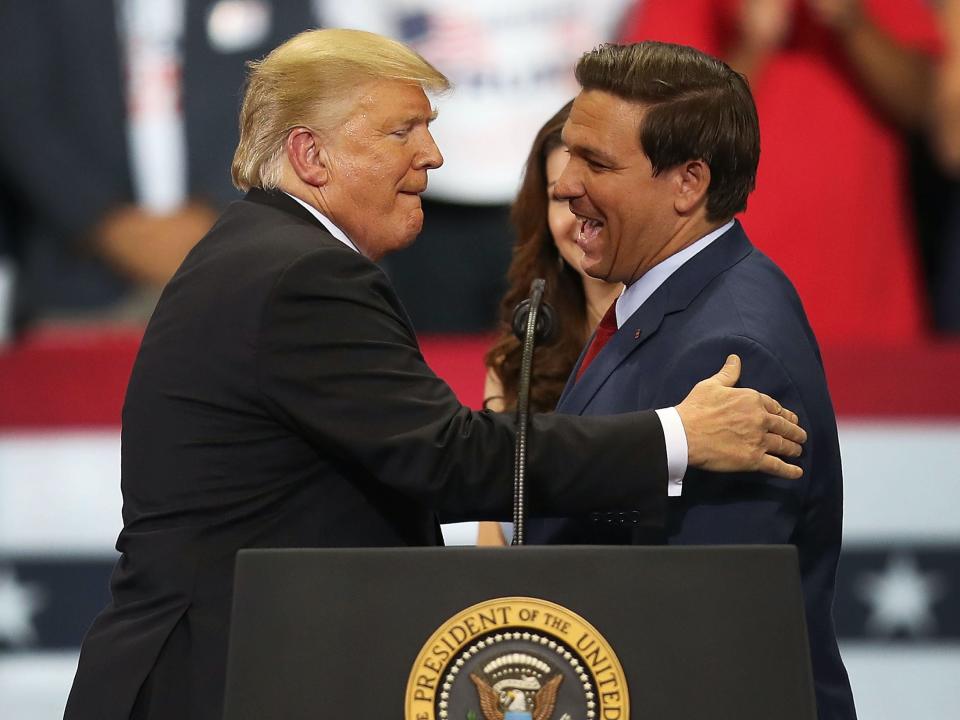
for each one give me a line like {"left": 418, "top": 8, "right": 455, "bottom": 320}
{"left": 509, "top": 279, "right": 555, "bottom": 546}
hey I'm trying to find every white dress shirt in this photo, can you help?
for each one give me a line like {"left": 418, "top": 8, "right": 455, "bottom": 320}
{"left": 618, "top": 220, "right": 735, "bottom": 496}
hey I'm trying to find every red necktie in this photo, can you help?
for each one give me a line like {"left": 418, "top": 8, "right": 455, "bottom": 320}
{"left": 575, "top": 301, "right": 619, "bottom": 382}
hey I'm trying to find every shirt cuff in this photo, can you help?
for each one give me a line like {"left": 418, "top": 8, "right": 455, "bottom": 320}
{"left": 655, "top": 407, "right": 688, "bottom": 497}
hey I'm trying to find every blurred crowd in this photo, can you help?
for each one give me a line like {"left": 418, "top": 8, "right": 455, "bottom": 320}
{"left": 0, "top": 0, "right": 957, "bottom": 345}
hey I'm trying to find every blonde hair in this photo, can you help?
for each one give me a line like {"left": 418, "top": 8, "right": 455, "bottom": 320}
{"left": 232, "top": 28, "right": 450, "bottom": 191}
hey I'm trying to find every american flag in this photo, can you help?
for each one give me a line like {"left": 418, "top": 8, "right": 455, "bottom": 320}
{"left": 397, "top": 10, "right": 495, "bottom": 76}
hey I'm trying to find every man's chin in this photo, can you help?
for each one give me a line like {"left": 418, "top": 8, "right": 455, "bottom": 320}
{"left": 580, "top": 257, "right": 608, "bottom": 281}
{"left": 392, "top": 214, "right": 423, "bottom": 252}
{"left": 408, "top": 210, "right": 424, "bottom": 236}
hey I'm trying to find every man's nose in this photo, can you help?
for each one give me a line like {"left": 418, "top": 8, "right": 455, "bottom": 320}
{"left": 554, "top": 162, "right": 581, "bottom": 199}
{"left": 416, "top": 130, "right": 443, "bottom": 170}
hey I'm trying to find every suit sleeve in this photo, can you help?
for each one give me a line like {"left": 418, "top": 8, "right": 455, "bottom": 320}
{"left": 650, "top": 334, "right": 811, "bottom": 543}
{"left": 253, "top": 247, "right": 667, "bottom": 524}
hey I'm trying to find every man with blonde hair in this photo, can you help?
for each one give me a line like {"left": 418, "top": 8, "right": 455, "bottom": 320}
{"left": 65, "top": 29, "right": 806, "bottom": 720}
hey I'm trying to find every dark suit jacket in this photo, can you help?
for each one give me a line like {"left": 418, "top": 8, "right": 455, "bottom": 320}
{"left": 64, "top": 189, "right": 669, "bottom": 720}
{"left": 527, "top": 222, "right": 856, "bottom": 720}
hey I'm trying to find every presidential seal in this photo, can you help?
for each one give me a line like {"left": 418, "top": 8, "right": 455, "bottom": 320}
{"left": 405, "top": 597, "right": 628, "bottom": 720}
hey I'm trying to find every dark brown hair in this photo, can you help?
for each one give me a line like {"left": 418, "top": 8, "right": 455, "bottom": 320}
{"left": 484, "top": 100, "right": 592, "bottom": 414}
{"left": 575, "top": 42, "right": 760, "bottom": 221}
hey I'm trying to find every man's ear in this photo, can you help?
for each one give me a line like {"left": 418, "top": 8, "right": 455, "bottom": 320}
{"left": 674, "top": 160, "right": 711, "bottom": 215}
{"left": 285, "top": 127, "right": 329, "bottom": 187}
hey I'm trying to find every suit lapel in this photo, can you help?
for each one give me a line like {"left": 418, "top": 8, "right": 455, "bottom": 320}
{"left": 557, "top": 291, "right": 670, "bottom": 414}
{"left": 556, "top": 222, "right": 754, "bottom": 415}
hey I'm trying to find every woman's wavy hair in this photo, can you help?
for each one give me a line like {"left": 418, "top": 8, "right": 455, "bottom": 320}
{"left": 484, "top": 100, "right": 591, "bottom": 413}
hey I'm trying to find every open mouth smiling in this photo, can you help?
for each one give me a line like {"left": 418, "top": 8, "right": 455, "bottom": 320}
{"left": 576, "top": 215, "right": 605, "bottom": 245}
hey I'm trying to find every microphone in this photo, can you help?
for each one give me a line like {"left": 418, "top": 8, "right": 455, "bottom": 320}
{"left": 509, "top": 279, "right": 555, "bottom": 546}
{"left": 511, "top": 295, "right": 556, "bottom": 344}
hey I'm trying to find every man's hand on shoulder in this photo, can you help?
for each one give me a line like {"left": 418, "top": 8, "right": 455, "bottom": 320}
{"left": 675, "top": 354, "right": 806, "bottom": 480}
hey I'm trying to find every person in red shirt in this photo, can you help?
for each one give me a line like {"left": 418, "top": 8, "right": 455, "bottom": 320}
{"left": 621, "top": 0, "right": 941, "bottom": 343}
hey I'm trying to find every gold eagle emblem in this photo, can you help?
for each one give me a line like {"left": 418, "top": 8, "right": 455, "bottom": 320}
{"left": 469, "top": 671, "right": 563, "bottom": 720}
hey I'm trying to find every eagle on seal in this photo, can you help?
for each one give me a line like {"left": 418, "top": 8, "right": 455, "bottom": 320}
{"left": 469, "top": 672, "right": 563, "bottom": 720}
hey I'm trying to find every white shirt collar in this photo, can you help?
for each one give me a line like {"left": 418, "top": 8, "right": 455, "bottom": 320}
{"left": 283, "top": 192, "right": 362, "bottom": 255}
{"left": 615, "top": 220, "right": 735, "bottom": 328}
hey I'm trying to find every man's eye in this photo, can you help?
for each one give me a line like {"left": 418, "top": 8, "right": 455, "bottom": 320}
{"left": 392, "top": 129, "right": 410, "bottom": 138}
{"left": 587, "top": 159, "right": 608, "bottom": 172}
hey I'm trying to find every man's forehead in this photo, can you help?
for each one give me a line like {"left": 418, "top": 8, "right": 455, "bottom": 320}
{"left": 563, "top": 90, "right": 644, "bottom": 151}
{"left": 570, "top": 90, "right": 644, "bottom": 126}
{"left": 356, "top": 80, "right": 437, "bottom": 120}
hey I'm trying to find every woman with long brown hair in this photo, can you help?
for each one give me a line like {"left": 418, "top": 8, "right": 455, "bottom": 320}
{"left": 478, "top": 101, "right": 622, "bottom": 545}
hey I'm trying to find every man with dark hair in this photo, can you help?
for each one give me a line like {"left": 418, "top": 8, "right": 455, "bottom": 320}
{"left": 528, "top": 41, "right": 856, "bottom": 719}
{"left": 621, "top": 0, "right": 937, "bottom": 346}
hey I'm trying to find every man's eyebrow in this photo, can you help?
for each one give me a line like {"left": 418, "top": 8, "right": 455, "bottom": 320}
{"left": 562, "top": 128, "right": 616, "bottom": 165}
{"left": 403, "top": 110, "right": 437, "bottom": 127}
{"left": 397, "top": 109, "right": 438, "bottom": 126}
{"left": 570, "top": 144, "right": 618, "bottom": 166}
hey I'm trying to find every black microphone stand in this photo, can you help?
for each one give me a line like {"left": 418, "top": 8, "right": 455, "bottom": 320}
{"left": 510, "top": 279, "right": 555, "bottom": 546}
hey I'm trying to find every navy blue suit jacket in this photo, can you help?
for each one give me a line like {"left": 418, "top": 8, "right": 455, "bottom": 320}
{"left": 528, "top": 222, "right": 856, "bottom": 720}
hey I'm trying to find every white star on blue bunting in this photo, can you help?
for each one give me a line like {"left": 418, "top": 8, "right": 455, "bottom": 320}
{"left": 0, "top": 566, "right": 46, "bottom": 647}
{"left": 857, "top": 553, "right": 947, "bottom": 637}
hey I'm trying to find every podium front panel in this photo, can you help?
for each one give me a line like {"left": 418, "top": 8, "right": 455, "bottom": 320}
{"left": 224, "top": 546, "right": 816, "bottom": 719}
